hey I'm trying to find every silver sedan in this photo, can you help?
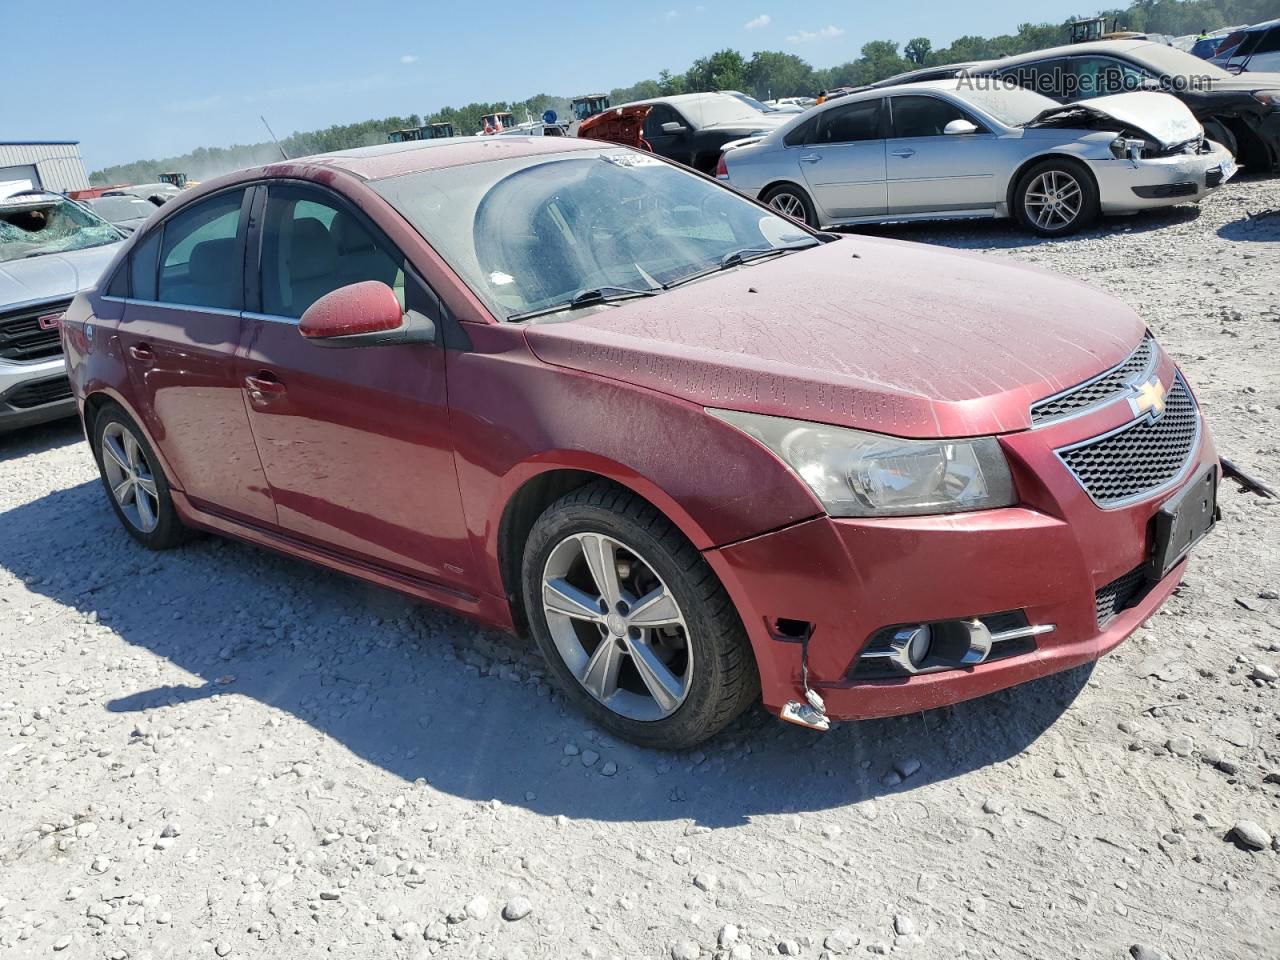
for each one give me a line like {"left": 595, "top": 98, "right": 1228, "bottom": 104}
{"left": 717, "top": 79, "right": 1235, "bottom": 235}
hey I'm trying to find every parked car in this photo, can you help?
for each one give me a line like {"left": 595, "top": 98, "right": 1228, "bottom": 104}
{"left": 79, "top": 195, "right": 160, "bottom": 233}
{"left": 720, "top": 90, "right": 805, "bottom": 114}
{"left": 107, "top": 182, "right": 182, "bottom": 205}
{"left": 1189, "top": 32, "right": 1232, "bottom": 60}
{"left": 1211, "top": 18, "right": 1280, "bottom": 75}
{"left": 1, "top": 190, "right": 125, "bottom": 432}
{"left": 717, "top": 80, "right": 1234, "bottom": 235}
{"left": 578, "top": 93, "right": 790, "bottom": 172}
{"left": 871, "top": 40, "right": 1280, "bottom": 170}
{"left": 66, "top": 137, "right": 1220, "bottom": 747}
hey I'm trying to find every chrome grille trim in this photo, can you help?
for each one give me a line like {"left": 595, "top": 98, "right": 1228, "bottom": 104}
{"left": 1056, "top": 375, "right": 1200, "bottom": 510}
{"left": 1030, "top": 334, "right": 1157, "bottom": 427}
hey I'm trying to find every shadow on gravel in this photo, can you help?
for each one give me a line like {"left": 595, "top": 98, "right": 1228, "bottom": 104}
{"left": 0, "top": 418, "right": 84, "bottom": 463}
{"left": 2, "top": 480, "right": 1092, "bottom": 828}
{"left": 1217, "top": 210, "right": 1280, "bottom": 243}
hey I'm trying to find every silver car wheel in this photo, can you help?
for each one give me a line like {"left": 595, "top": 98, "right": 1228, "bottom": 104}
{"left": 541, "top": 532, "right": 693, "bottom": 721}
{"left": 1024, "top": 170, "right": 1083, "bottom": 230}
{"left": 100, "top": 421, "right": 160, "bottom": 533}
{"left": 768, "top": 191, "right": 807, "bottom": 221}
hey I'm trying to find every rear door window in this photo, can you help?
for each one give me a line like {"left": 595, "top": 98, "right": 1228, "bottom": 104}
{"left": 156, "top": 190, "right": 246, "bottom": 310}
{"left": 813, "top": 99, "right": 883, "bottom": 144}
{"left": 1069, "top": 56, "right": 1153, "bottom": 99}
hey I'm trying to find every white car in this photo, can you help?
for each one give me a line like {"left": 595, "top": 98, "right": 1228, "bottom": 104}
{"left": 717, "top": 79, "right": 1235, "bottom": 235}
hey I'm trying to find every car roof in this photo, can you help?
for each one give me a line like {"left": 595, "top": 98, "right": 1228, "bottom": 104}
{"left": 270, "top": 135, "right": 603, "bottom": 182}
{"left": 969, "top": 38, "right": 1153, "bottom": 68}
{"left": 613, "top": 92, "right": 728, "bottom": 109}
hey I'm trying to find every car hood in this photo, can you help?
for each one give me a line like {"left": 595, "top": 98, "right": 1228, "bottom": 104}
{"left": 0, "top": 242, "right": 123, "bottom": 309}
{"left": 701, "top": 114, "right": 791, "bottom": 133}
{"left": 1028, "top": 92, "right": 1201, "bottom": 148}
{"left": 523, "top": 238, "right": 1146, "bottom": 439}
{"left": 1202, "top": 70, "right": 1280, "bottom": 92}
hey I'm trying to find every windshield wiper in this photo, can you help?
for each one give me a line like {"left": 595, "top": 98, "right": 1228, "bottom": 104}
{"left": 663, "top": 241, "right": 818, "bottom": 289}
{"left": 506, "top": 285, "right": 660, "bottom": 323}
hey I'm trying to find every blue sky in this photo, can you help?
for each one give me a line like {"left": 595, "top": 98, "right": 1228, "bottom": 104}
{"left": 8, "top": 0, "right": 1096, "bottom": 172}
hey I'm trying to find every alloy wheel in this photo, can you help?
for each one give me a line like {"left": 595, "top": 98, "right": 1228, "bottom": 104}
{"left": 768, "top": 192, "right": 807, "bottom": 221}
{"left": 1024, "top": 170, "right": 1083, "bottom": 231}
{"left": 541, "top": 532, "right": 693, "bottom": 721}
{"left": 100, "top": 421, "right": 160, "bottom": 533}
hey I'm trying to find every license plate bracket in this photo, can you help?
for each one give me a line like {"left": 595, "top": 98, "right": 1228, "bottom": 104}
{"left": 1150, "top": 465, "right": 1217, "bottom": 579}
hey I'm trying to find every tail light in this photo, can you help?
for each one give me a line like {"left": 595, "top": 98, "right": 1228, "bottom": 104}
{"left": 714, "top": 153, "right": 728, "bottom": 179}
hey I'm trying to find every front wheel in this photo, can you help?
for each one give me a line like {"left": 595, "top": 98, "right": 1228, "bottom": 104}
{"left": 521, "top": 481, "right": 758, "bottom": 750}
{"left": 1013, "top": 160, "right": 1099, "bottom": 236}
{"left": 1201, "top": 118, "right": 1238, "bottom": 159}
{"left": 761, "top": 183, "right": 819, "bottom": 228}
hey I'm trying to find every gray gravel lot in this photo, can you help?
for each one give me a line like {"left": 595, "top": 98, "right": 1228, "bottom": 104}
{"left": 1, "top": 177, "right": 1278, "bottom": 960}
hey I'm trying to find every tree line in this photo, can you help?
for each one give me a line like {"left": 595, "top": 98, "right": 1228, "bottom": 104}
{"left": 89, "top": 0, "right": 1277, "bottom": 185}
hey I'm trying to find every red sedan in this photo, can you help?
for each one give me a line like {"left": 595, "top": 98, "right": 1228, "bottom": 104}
{"left": 63, "top": 137, "right": 1218, "bottom": 748}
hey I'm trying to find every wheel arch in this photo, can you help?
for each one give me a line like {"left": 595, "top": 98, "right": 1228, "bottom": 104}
{"left": 1004, "top": 152, "right": 1100, "bottom": 218}
{"left": 80, "top": 388, "right": 181, "bottom": 490}
{"left": 493, "top": 460, "right": 717, "bottom": 636}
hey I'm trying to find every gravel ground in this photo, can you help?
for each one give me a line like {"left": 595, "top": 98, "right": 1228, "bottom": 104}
{"left": 2, "top": 176, "right": 1278, "bottom": 960}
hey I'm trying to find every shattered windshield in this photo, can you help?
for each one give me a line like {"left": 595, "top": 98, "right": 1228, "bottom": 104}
{"left": 0, "top": 195, "right": 123, "bottom": 263}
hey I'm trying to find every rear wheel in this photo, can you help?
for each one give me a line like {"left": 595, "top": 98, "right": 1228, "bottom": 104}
{"left": 1013, "top": 160, "right": 1099, "bottom": 236}
{"left": 522, "top": 481, "right": 758, "bottom": 749}
{"left": 92, "top": 405, "right": 193, "bottom": 550}
{"left": 761, "top": 184, "right": 819, "bottom": 228}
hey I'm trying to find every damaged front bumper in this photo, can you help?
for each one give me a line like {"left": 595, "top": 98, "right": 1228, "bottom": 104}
{"left": 1091, "top": 140, "right": 1236, "bottom": 212}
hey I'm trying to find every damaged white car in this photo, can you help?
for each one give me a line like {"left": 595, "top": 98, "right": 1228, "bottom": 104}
{"left": 716, "top": 79, "right": 1235, "bottom": 235}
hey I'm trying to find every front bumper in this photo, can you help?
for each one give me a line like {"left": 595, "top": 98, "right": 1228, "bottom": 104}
{"left": 1090, "top": 141, "right": 1235, "bottom": 212}
{"left": 0, "top": 357, "right": 75, "bottom": 433}
{"left": 704, "top": 359, "right": 1218, "bottom": 724}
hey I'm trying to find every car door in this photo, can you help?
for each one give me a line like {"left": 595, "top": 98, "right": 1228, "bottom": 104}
{"left": 236, "top": 181, "right": 473, "bottom": 587}
{"left": 643, "top": 104, "right": 694, "bottom": 165}
{"left": 115, "top": 186, "right": 277, "bottom": 525}
{"left": 884, "top": 94, "right": 1000, "bottom": 214}
{"left": 797, "top": 97, "right": 888, "bottom": 219}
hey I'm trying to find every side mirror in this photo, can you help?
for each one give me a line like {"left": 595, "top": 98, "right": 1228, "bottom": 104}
{"left": 943, "top": 119, "right": 980, "bottom": 135}
{"left": 299, "top": 280, "right": 435, "bottom": 348}
{"left": 661, "top": 122, "right": 687, "bottom": 134}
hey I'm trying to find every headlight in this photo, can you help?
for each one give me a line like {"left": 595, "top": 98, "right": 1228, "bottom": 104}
{"left": 1252, "top": 90, "right": 1280, "bottom": 108}
{"left": 1110, "top": 136, "right": 1145, "bottom": 159}
{"left": 708, "top": 409, "right": 1017, "bottom": 517}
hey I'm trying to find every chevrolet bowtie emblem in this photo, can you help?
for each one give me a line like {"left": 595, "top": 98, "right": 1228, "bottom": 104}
{"left": 1131, "top": 376, "right": 1167, "bottom": 418}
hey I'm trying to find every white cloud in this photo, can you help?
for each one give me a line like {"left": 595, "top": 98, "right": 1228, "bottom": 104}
{"left": 664, "top": 9, "right": 679, "bottom": 19}
{"left": 787, "top": 25, "right": 844, "bottom": 43}
{"left": 744, "top": 14, "right": 770, "bottom": 29}
{"left": 400, "top": 54, "right": 418, "bottom": 64}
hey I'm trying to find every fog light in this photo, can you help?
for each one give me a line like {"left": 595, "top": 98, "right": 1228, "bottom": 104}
{"left": 884, "top": 625, "right": 932, "bottom": 674}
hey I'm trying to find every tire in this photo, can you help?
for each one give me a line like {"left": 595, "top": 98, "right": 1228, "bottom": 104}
{"left": 521, "top": 480, "right": 759, "bottom": 750}
{"left": 1012, "top": 159, "right": 1099, "bottom": 236}
{"left": 1202, "top": 118, "right": 1238, "bottom": 159}
{"left": 91, "top": 404, "right": 193, "bottom": 550}
{"left": 761, "top": 183, "right": 819, "bottom": 228}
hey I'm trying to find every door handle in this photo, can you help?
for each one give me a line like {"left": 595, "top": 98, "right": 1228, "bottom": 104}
{"left": 244, "top": 372, "right": 286, "bottom": 400}
{"left": 128, "top": 343, "right": 155, "bottom": 362}
{"left": 891, "top": 148, "right": 916, "bottom": 158}
{"left": 799, "top": 154, "right": 821, "bottom": 163}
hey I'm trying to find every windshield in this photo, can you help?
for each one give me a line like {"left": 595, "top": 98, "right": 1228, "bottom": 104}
{"left": 955, "top": 84, "right": 1059, "bottom": 125}
{"left": 725, "top": 91, "right": 774, "bottom": 112}
{"left": 84, "top": 196, "right": 156, "bottom": 223}
{"left": 683, "top": 95, "right": 769, "bottom": 126}
{"left": 0, "top": 195, "right": 123, "bottom": 263}
{"left": 1128, "top": 41, "right": 1233, "bottom": 79}
{"left": 372, "top": 148, "right": 816, "bottom": 320}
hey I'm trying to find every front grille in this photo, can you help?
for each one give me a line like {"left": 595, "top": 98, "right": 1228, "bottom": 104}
{"left": 5, "top": 375, "right": 72, "bottom": 409}
{"left": 0, "top": 299, "right": 70, "bottom": 362}
{"left": 1095, "top": 565, "right": 1148, "bottom": 627}
{"left": 1031, "top": 335, "right": 1155, "bottom": 425}
{"left": 1058, "top": 376, "right": 1198, "bottom": 507}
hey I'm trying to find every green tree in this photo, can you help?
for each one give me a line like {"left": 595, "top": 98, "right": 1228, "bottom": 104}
{"left": 683, "top": 48, "right": 747, "bottom": 92}
{"left": 904, "top": 37, "right": 932, "bottom": 66}
{"left": 744, "top": 51, "right": 815, "bottom": 100}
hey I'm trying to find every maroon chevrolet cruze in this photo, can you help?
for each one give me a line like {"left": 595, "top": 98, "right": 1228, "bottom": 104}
{"left": 63, "top": 136, "right": 1218, "bottom": 748}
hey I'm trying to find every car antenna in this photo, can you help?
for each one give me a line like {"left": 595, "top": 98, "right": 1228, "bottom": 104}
{"left": 260, "top": 115, "right": 290, "bottom": 161}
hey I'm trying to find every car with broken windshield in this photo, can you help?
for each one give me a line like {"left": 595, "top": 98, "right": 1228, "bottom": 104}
{"left": 1, "top": 189, "right": 124, "bottom": 431}
{"left": 64, "top": 136, "right": 1223, "bottom": 748}
{"left": 717, "top": 79, "right": 1234, "bottom": 235}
